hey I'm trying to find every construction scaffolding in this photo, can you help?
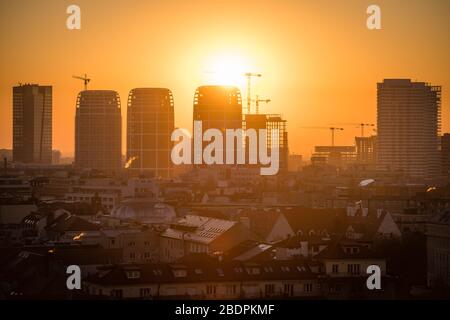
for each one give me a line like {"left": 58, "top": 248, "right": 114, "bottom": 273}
{"left": 243, "top": 114, "right": 288, "bottom": 173}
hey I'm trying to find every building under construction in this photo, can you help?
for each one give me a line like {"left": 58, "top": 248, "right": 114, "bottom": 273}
{"left": 244, "top": 114, "right": 288, "bottom": 173}
{"left": 311, "top": 146, "right": 356, "bottom": 167}
{"left": 355, "top": 135, "right": 378, "bottom": 163}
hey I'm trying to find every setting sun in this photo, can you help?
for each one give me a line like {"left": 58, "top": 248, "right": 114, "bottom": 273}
{"left": 203, "top": 53, "right": 250, "bottom": 88}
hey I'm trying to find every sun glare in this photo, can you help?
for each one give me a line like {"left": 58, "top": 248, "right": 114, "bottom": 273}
{"left": 204, "top": 53, "right": 250, "bottom": 88}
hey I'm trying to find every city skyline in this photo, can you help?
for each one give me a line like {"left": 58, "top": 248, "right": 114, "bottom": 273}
{"left": 1, "top": 0, "right": 450, "bottom": 306}
{"left": 1, "top": 0, "right": 449, "bottom": 157}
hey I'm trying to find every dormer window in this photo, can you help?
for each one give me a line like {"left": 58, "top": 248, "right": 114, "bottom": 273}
{"left": 152, "top": 269, "right": 162, "bottom": 276}
{"left": 246, "top": 267, "right": 260, "bottom": 275}
{"left": 194, "top": 268, "right": 203, "bottom": 275}
{"left": 264, "top": 266, "right": 274, "bottom": 273}
{"left": 234, "top": 267, "right": 244, "bottom": 273}
{"left": 126, "top": 270, "right": 140, "bottom": 279}
{"left": 172, "top": 269, "right": 187, "bottom": 278}
{"left": 281, "top": 266, "right": 291, "bottom": 272}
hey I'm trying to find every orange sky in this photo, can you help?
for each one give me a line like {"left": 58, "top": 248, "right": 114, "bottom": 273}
{"left": 1, "top": 0, "right": 449, "bottom": 158}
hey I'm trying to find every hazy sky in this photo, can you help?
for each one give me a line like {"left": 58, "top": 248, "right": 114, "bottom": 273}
{"left": 1, "top": 0, "right": 449, "bottom": 157}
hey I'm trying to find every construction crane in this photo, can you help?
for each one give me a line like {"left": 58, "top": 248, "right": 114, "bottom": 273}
{"left": 330, "top": 123, "right": 375, "bottom": 137}
{"left": 253, "top": 95, "right": 271, "bottom": 114}
{"left": 243, "top": 72, "right": 261, "bottom": 114}
{"left": 72, "top": 74, "right": 91, "bottom": 91}
{"left": 300, "top": 127, "right": 344, "bottom": 147}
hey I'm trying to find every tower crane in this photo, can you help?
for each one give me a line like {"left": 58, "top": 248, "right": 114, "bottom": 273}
{"left": 252, "top": 95, "right": 271, "bottom": 114}
{"left": 72, "top": 74, "right": 91, "bottom": 91}
{"left": 243, "top": 72, "right": 261, "bottom": 114}
{"left": 300, "top": 127, "right": 344, "bottom": 147}
{"left": 330, "top": 123, "right": 375, "bottom": 137}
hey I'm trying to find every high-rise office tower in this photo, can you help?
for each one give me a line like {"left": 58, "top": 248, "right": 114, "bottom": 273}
{"left": 377, "top": 79, "right": 441, "bottom": 180}
{"left": 127, "top": 88, "right": 174, "bottom": 178}
{"left": 193, "top": 86, "right": 243, "bottom": 164}
{"left": 75, "top": 90, "right": 122, "bottom": 172}
{"left": 442, "top": 133, "right": 450, "bottom": 175}
{"left": 13, "top": 84, "right": 52, "bottom": 164}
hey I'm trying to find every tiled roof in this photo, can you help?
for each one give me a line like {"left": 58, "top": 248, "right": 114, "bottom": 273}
{"left": 85, "top": 259, "right": 316, "bottom": 286}
{"left": 161, "top": 215, "right": 236, "bottom": 244}
{"left": 47, "top": 215, "right": 100, "bottom": 232}
{"left": 314, "top": 242, "right": 382, "bottom": 260}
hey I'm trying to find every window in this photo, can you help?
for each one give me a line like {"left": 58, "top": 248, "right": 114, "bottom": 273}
{"left": 206, "top": 285, "right": 216, "bottom": 295}
{"left": 297, "top": 266, "right": 306, "bottom": 272}
{"left": 194, "top": 268, "right": 203, "bottom": 275}
{"left": 265, "top": 284, "right": 275, "bottom": 296}
{"left": 226, "top": 285, "right": 236, "bottom": 295}
{"left": 140, "top": 288, "right": 151, "bottom": 298}
{"left": 284, "top": 284, "right": 294, "bottom": 296}
{"left": 217, "top": 268, "right": 224, "bottom": 277}
{"left": 329, "top": 284, "right": 342, "bottom": 293}
{"left": 246, "top": 267, "right": 260, "bottom": 275}
{"left": 126, "top": 270, "right": 140, "bottom": 279}
{"left": 130, "top": 252, "right": 136, "bottom": 260}
{"left": 152, "top": 269, "right": 162, "bottom": 276}
{"left": 281, "top": 266, "right": 290, "bottom": 272}
{"left": 111, "top": 289, "right": 123, "bottom": 298}
{"left": 304, "top": 283, "right": 313, "bottom": 292}
{"left": 332, "top": 264, "right": 339, "bottom": 274}
{"left": 173, "top": 269, "right": 187, "bottom": 278}
{"left": 347, "top": 264, "right": 361, "bottom": 275}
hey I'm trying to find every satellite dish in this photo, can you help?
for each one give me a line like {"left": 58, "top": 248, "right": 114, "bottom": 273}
{"left": 359, "top": 179, "right": 375, "bottom": 187}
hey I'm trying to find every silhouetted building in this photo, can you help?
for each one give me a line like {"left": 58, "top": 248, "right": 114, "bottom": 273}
{"left": 52, "top": 150, "right": 61, "bottom": 165}
{"left": 193, "top": 86, "right": 242, "bottom": 164}
{"left": 13, "top": 84, "right": 52, "bottom": 164}
{"left": 312, "top": 146, "right": 356, "bottom": 167}
{"left": 127, "top": 88, "right": 174, "bottom": 178}
{"left": 427, "top": 212, "right": 450, "bottom": 289}
{"left": 0, "top": 149, "right": 12, "bottom": 162}
{"left": 442, "top": 133, "right": 450, "bottom": 175}
{"left": 288, "top": 154, "right": 303, "bottom": 172}
{"left": 75, "top": 90, "right": 122, "bottom": 172}
{"left": 355, "top": 135, "right": 378, "bottom": 163}
{"left": 244, "top": 114, "right": 289, "bottom": 173}
{"left": 377, "top": 79, "right": 441, "bottom": 180}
